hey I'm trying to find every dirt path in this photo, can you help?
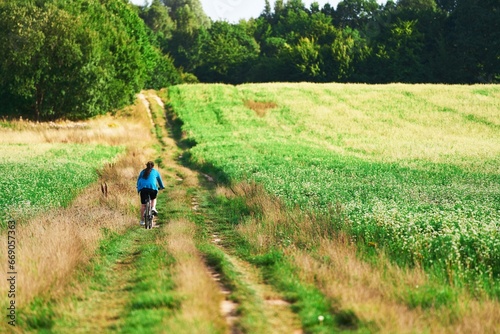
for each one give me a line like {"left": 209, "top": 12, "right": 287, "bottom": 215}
{"left": 137, "top": 92, "right": 154, "bottom": 126}
{"left": 194, "top": 191, "right": 304, "bottom": 334}
{"left": 44, "top": 91, "right": 305, "bottom": 333}
{"left": 221, "top": 249, "right": 303, "bottom": 334}
{"left": 149, "top": 89, "right": 304, "bottom": 333}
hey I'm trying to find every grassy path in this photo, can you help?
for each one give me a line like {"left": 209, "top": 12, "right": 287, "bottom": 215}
{"left": 17, "top": 91, "right": 305, "bottom": 333}
{"left": 14, "top": 88, "right": 363, "bottom": 334}
{"left": 154, "top": 88, "right": 304, "bottom": 333}
{"left": 50, "top": 229, "right": 152, "bottom": 332}
{"left": 192, "top": 190, "right": 304, "bottom": 334}
{"left": 220, "top": 248, "right": 303, "bottom": 334}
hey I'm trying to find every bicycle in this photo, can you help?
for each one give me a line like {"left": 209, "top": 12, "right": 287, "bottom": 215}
{"left": 144, "top": 194, "right": 154, "bottom": 229}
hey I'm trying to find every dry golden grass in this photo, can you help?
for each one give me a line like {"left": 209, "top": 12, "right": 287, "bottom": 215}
{"left": 244, "top": 100, "right": 277, "bottom": 118}
{"left": 291, "top": 241, "right": 500, "bottom": 334}
{"left": 0, "top": 96, "right": 158, "bottom": 332}
{"left": 230, "top": 181, "right": 500, "bottom": 334}
{"left": 0, "top": 107, "right": 151, "bottom": 147}
{"left": 164, "top": 218, "right": 227, "bottom": 333}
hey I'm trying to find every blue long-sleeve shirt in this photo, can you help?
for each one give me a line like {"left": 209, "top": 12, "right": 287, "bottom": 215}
{"left": 137, "top": 169, "right": 164, "bottom": 192}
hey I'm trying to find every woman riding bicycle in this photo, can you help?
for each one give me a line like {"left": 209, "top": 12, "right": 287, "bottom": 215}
{"left": 137, "top": 161, "right": 165, "bottom": 226}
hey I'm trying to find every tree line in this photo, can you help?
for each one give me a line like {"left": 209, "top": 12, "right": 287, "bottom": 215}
{"left": 0, "top": 0, "right": 498, "bottom": 121}
{"left": 0, "top": 0, "right": 179, "bottom": 121}
{"left": 149, "top": 0, "right": 498, "bottom": 85}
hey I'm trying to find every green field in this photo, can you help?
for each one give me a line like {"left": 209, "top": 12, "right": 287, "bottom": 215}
{"left": 169, "top": 83, "right": 500, "bottom": 293}
{"left": 0, "top": 143, "right": 123, "bottom": 223}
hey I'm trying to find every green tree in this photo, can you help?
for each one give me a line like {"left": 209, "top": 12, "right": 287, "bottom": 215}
{"left": 392, "top": 0, "right": 447, "bottom": 82}
{"left": 251, "top": 1, "right": 338, "bottom": 82}
{"left": 146, "top": 0, "right": 497, "bottom": 84}
{"left": 196, "top": 21, "right": 259, "bottom": 83}
{"left": 274, "top": 0, "right": 285, "bottom": 17}
{"left": 385, "top": 19, "right": 425, "bottom": 82}
{"left": 140, "top": 0, "right": 175, "bottom": 51}
{"left": 165, "top": 0, "right": 211, "bottom": 75}
{"left": 0, "top": 3, "right": 100, "bottom": 120}
{"left": 258, "top": 0, "right": 335, "bottom": 45}
{"left": 435, "top": 0, "right": 458, "bottom": 12}
{"left": 321, "top": 3, "right": 336, "bottom": 18}
{"left": 449, "top": 0, "right": 500, "bottom": 82}
{"left": 285, "top": 37, "right": 323, "bottom": 81}
{"left": 0, "top": 3, "right": 44, "bottom": 119}
{"left": 145, "top": 54, "right": 181, "bottom": 89}
{"left": 100, "top": 0, "right": 154, "bottom": 108}
{"left": 396, "top": 0, "right": 437, "bottom": 12}
{"left": 0, "top": 0, "right": 168, "bottom": 120}
{"left": 263, "top": 0, "right": 272, "bottom": 18}
{"left": 335, "top": 0, "right": 380, "bottom": 29}
{"left": 162, "top": 0, "right": 211, "bottom": 30}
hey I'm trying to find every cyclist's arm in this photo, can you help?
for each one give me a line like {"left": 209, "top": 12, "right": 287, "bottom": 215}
{"left": 156, "top": 171, "right": 165, "bottom": 190}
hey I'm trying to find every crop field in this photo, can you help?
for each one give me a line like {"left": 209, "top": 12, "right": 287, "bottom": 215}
{"left": 169, "top": 83, "right": 500, "bottom": 294}
{"left": 0, "top": 143, "right": 123, "bottom": 224}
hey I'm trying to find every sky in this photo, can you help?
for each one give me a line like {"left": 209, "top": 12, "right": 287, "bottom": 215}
{"left": 198, "top": 0, "right": 342, "bottom": 22}
{"left": 130, "top": 0, "right": 387, "bottom": 23}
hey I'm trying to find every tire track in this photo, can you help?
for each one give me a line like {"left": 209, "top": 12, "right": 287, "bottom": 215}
{"left": 193, "top": 197, "right": 303, "bottom": 334}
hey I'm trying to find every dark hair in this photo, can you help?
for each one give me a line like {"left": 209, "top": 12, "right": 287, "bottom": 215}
{"left": 142, "top": 161, "right": 154, "bottom": 179}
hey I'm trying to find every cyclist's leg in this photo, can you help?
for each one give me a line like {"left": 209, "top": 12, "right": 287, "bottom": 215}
{"left": 150, "top": 190, "right": 159, "bottom": 214}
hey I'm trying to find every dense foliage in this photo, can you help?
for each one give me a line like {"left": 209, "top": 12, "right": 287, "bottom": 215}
{"left": 169, "top": 83, "right": 500, "bottom": 295}
{"left": 141, "top": 0, "right": 499, "bottom": 84}
{"left": 0, "top": 0, "right": 179, "bottom": 121}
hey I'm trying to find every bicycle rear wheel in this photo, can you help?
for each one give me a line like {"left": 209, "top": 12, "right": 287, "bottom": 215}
{"left": 147, "top": 210, "right": 153, "bottom": 229}
{"left": 144, "top": 198, "right": 153, "bottom": 229}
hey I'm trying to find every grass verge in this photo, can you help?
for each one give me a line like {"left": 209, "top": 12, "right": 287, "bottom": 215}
{"left": 120, "top": 228, "right": 179, "bottom": 333}
{"left": 196, "top": 185, "right": 366, "bottom": 334}
{"left": 216, "top": 182, "right": 500, "bottom": 333}
{"left": 0, "top": 95, "right": 156, "bottom": 332}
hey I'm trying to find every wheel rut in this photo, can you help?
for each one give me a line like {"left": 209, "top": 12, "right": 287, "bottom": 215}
{"left": 193, "top": 195, "right": 304, "bottom": 334}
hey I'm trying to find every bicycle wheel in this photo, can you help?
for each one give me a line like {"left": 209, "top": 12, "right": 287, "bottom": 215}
{"left": 144, "top": 198, "right": 152, "bottom": 229}
{"left": 147, "top": 207, "right": 153, "bottom": 229}
{"left": 149, "top": 211, "right": 154, "bottom": 229}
